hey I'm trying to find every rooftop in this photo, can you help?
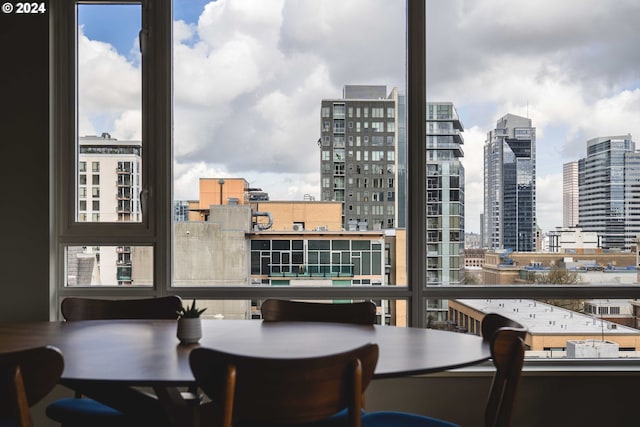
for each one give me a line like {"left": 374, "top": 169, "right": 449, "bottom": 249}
{"left": 456, "top": 298, "right": 640, "bottom": 336}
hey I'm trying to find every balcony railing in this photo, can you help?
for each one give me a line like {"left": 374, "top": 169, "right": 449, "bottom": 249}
{"left": 267, "top": 264, "right": 355, "bottom": 278}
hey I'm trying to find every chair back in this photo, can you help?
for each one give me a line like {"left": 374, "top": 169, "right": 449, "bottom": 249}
{"left": 484, "top": 327, "right": 527, "bottom": 427}
{"left": 481, "top": 312, "right": 525, "bottom": 341}
{"left": 261, "top": 299, "right": 377, "bottom": 325}
{"left": 61, "top": 296, "right": 183, "bottom": 321}
{"left": 0, "top": 346, "right": 64, "bottom": 427}
{"left": 189, "top": 343, "right": 379, "bottom": 427}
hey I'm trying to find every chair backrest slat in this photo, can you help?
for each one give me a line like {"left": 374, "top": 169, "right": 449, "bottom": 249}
{"left": 481, "top": 312, "right": 525, "bottom": 341}
{"left": 0, "top": 346, "right": 64, "bottom": 427}
{"left": 190, "top": 343, "right": 378, "bottom": 427}
{"left": 261, "top": 299, "right": 377, "bottom": 325}
{"left": 61, "top": 296, "right": 183, "bottom": 321}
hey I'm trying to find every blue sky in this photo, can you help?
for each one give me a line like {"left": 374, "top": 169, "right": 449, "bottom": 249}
{"left": 78, "top": 5, "right": 140, "bottom": 57}
{"left": 78, "top": 1, "right": 210, "bottom": 54}
{"left": 77, "top": 0, "right": 640, "bottom": 234}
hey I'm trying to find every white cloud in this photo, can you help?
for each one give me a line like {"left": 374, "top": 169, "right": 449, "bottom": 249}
{"left": 77, "top": 0, "right": 640, "bottom": 232}
{"left": 113, "top": 110, "right": 142, "bottom": 140}
{"left": 427, "top": 0, "right": 640, "bottom": 232}
{"left": 77, "top": 27, "right": 141, "bottom": 139}
{"left": 169, "top": 0, "right": 404, "bottom": 200}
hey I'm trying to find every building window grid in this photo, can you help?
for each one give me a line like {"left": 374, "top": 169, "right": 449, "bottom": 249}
{"left": 250, "top": 239, "right": 382, "bottom": 278}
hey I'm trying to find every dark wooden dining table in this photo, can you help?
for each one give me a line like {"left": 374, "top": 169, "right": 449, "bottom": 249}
{"left": 0, "top": 319, "right": 491, "bottom": 426}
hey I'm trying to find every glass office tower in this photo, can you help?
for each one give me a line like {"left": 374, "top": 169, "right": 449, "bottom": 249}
{"left": 483, "top": 114, "right": 536, "bottom": 252}
{"left": 578, "top": 135, "right": 640, "bottom": 250}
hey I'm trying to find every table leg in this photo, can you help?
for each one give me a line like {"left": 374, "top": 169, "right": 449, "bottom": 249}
{"left": 153, "top": 386, "right": 203, "bottom": 427}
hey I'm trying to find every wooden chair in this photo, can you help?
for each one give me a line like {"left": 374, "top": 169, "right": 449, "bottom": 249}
{"left": 261, "top": 299, "right": 377, "bottom": 325}
{"left": 362, "top": 313, "right": 527, "bottom": 427}
{"left": 46, "top": 296, "right": 183, "bottom": 427}
{"left": 189, "top": 343, "right": 379, "bottom": 427}
{"left": 0, "top": 346, "right": 64, "bottom": 427}
{"left": 260, "top": 298, "right": 377, "bottom": 426}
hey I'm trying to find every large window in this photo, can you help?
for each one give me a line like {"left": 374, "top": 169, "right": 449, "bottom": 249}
{"left": 55, "top": 0, "right": 413, "bottom": 323}
{"left": 54, "top": 0, "right": 640, "bottom": 360}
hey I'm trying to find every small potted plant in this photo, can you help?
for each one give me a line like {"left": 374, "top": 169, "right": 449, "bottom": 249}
{"left": 176, "top": 299, "right": 207, "bottom": 344}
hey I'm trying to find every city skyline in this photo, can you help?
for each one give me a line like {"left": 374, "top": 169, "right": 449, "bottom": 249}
{"left": 76, "top": 0, "right": 640, "bottom": 234}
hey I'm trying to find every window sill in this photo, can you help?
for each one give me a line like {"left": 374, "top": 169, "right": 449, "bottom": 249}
{"left": 421, "top": 358, "right": 640, "bottom": 378}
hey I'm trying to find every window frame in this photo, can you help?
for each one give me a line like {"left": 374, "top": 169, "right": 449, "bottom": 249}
{"left": 52, "top": 0, "right": 640, "bottom": 332}
{"left": 53, "top": 0, "right": 172, "bottom": 298}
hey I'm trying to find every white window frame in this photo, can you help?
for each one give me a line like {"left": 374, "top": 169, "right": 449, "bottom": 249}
{"left": 53, "top": 0, "right": 171, "bottom": 300}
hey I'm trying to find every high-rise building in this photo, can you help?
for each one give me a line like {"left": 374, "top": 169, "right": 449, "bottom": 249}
{"left": 79, "top": 133, "right": 142, "bottom": 223}
{"left": 426, "top": 102, "right": 464, "bottom": 285}
{"left": 578, "top": 134, "right": 640, "bottom": 250}
{"left": 483, "top": 114, "right": 536, "bottom": 251}
{"left": 425, "top": 102, "right": 465, "bottom": 322}
{"left": 69, "top": 133, "right": 142, "bottom": 285}
{"left": 563, "top": 161, "right": 579, "bottom": 227}
{"left": 319, "top": 85, "right": 401, "bottom": 231}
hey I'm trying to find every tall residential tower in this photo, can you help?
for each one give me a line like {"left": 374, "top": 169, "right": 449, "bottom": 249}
{"left": 426, "top": 102, "right": 465, "bottom": 321}
{"left": 426, "top": 103, "right": 465, "bottom": 285}
{"left": 68, "top": 134, "right": 142, "bottom": 286}
{"left": 319, "top": 85, "right": 400, "bottom": 231}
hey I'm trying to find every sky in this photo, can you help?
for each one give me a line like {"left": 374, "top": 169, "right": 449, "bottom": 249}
{"left": 77, "top": 0, "right": 640, "bottom": 234}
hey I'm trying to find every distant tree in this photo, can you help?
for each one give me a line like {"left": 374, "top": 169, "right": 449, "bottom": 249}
{"left": 535, "top": 267, "right": 580, "bottom": 285}
{"left": 533, "top": 267, "right": 583, "bottom": 312}
{"left": 462, "top": 271, "right": 478, "bottom": 285}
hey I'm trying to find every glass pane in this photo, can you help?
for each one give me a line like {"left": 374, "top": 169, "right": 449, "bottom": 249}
{"left": 447, "top": 298, "right": 640, "bottom": 360}
{"left": 425, "top": 3, "right": 640, "bottom": 326}
{"left": 65, "top": 245, "right": 152, "bottom": 287}
{"left": 76, "top": 4, "right": 142, "bottom": 223}
{"left": 172, "top": 0, "right": 406, "bottom": 289}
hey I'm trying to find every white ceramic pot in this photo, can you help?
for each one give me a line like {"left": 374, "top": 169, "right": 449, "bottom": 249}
{"left": 177, "top": 317, "right": 202, "bottom": 344}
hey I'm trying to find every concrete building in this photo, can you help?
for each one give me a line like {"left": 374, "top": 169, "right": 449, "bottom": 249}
{"left": 483, "top": 114, "right": 536, "bottom": 251}
{"left": 563, "top": 161, "right": 579, "bottom": 227}
{"left": 78, "top": 133, "right": 142, "bottom": 223}
{"left": 464, "top": 249, "right": 485, "bottom": 268}
{"left": 171, "top": 205, "right": 399, "bottom": 324}
{"left": 578, "top": 134, "right": 640, "bottom": 250}
{"left": 548, "top": 226, "right": 600, "bottom": 253}
{"left": 198, "top": 177, "right": 256, "bottom": 207}
{"left": 135, "top": 177, "right": 409, "bottom": 324}
{"left": 465, "top": 232, "right": 481, "bottom": 249}
{"left": 449, "top": 299, "right": 640, "bottom": 357}
{"left": 319, "top": 85, "right": 401, "bottom": 231}
{"left": 67, "top": 134, "right": 142, "bottom": 286}
{"left": 584, "top": 299, "right": 635, "bottom": 327}
{"left": 251, "top": 201, "right": 343, "bottom": 232}
{"left": 482, "top": 249, "right": 637, "bottom": 285}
